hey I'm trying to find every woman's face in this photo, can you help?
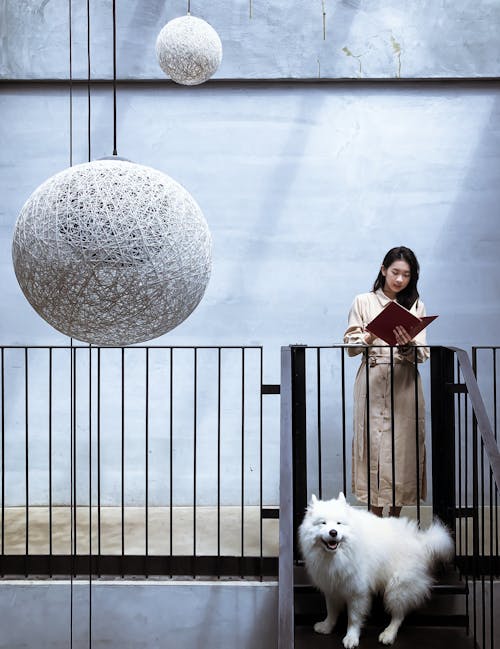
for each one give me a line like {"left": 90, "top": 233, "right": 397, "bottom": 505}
{"left": 381, "top": 259, "right": 411, "bottom": 298}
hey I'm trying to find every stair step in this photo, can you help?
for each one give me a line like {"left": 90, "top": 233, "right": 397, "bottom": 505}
{"left": 295, "top": 608, "right": 468, "bottom": 629}
{"left": 294, "top": 564, "right": 468, "bottom": 595}
{"left": 295, "top": 580, "right": 468, "bottom": 596}
{"left": 294, "top": 625, "right": 475, "bottom": 649}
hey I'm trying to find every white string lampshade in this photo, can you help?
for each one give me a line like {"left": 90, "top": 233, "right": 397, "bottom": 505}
{"left": 156, "top": 14, "right": 223, "bottom": 85}
{"left": 12, "top": 159, "right": 212, "bottom": 345}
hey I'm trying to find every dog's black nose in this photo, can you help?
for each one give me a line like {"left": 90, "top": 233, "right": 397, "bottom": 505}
{"left": 329, "top": 529, "right": 337, "bottom": 539}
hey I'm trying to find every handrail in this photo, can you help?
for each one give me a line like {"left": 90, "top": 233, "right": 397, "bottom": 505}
{"left": 447, "top": 346, "right": 500, "bottom": 491}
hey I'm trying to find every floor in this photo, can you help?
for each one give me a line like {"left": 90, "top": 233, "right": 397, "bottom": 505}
{"left": 1, "top": 505, "right": 279, "bottom": 556}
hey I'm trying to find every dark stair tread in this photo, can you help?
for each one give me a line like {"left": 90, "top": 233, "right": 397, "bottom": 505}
{"left": 294, "top": 565, "right": 468, "bottom": 595}
{"left": 295, "top": 625, "right": 475, "bottom": 649}
{"left": 295, "top": 581, "right": 468, "bottom": 629}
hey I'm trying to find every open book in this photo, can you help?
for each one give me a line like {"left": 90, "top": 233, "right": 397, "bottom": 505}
{"left": 365, "top": 300, "right": 438, "bottom": 346}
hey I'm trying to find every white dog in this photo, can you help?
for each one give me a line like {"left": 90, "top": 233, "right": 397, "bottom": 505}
{"left": 298, "top": 493, "right": 454, "bottom": 648}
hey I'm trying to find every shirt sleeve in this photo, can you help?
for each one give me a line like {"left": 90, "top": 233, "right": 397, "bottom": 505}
{"left": 343, "top": 295, "right": 368, "bottom": 357}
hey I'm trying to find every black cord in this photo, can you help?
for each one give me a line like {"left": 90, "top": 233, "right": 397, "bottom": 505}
{"left": 87, "top": 0, "right": 91, "bottom": 162}
{"left": 112, "top": 0, "right": 117, "bottom": 155}
{"left": 187, "top": 0, "right": 191, "bottom": 15}
{"left": 68, "top": 4, "right": 74, "bottom": 649}
{"left": 69, "top": 0, "right": 73, "bottom": 167}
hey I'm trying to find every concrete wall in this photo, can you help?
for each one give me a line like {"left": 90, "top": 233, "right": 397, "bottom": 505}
{"left": 0, "top": 580, "right": 278, "bottom": 649}
{"left": 1, "top": 0, "right": 500, "bottom": 80}
{"left": 2, "top": 81, "right": 499, "bottom": 352}
{"left": 0, "top": 2, "right": 499, "bottom": 507}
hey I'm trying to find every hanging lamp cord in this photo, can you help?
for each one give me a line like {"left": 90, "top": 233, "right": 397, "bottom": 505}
{"left": 69, "top": 0, "right": 73, "bottom": 168}
{"left": 68, "top": 3, "right": 75, "bottom": 649}
{"left": 112, "top": 0, "right": 118, "bottom": 156}
{"left": 87, "top": 0, "right": 92, "bottom": 161}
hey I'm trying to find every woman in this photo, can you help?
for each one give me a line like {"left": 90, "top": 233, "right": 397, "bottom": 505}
{"left": 343, "top": 246, "right": 429, "bottom": 517}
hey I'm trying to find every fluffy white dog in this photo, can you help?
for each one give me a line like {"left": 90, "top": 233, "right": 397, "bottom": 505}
{"left": 298, "top": 493, "right": 454, "bottom": 648}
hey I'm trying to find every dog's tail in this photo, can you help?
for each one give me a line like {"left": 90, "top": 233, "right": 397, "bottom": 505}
{"left": 421, "top": 519, "right": 454, "bottom": 565}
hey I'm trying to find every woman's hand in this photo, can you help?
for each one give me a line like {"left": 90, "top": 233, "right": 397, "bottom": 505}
{"left": 364, "top": 331, "right": 376, "bottom": 345}
{"left": 393, "top": 325, "right": 413, "bottom": 346}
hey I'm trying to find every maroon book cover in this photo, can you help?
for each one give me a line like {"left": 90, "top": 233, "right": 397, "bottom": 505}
{"left": 365, "top": 301, "right": 438, "bottom": 346}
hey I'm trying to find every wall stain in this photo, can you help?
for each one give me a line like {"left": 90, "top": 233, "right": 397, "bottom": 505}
{"left": 342, "top": 46, "right": 364, "bottom": 77}
{"left": 391, "top": 35, "right": 402, "bottom": 78}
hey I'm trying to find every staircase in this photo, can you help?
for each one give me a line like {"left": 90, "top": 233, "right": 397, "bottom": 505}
{"left": 278, "top": 345, "right": 499, "bottom": 649}
{"left": 293, "top": 563, "right": 474, "bottom": 648}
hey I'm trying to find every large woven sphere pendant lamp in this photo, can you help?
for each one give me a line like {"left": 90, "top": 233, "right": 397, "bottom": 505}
{"left": 156, "top": 2, "right": 223, "bottom": 85}
{"left": 11, "top": 1, "right": 212, "bottom": 346}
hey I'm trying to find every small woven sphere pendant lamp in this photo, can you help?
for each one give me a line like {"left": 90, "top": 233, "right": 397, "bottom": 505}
{"left": 156, "top": 14, "right": 222, "bottom": 85}
{"left": 12, "top": 159, "right": 212, "bottom": 345}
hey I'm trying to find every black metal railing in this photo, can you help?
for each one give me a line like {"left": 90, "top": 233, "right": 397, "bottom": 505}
{"left": 470, "top": 346, "right": 500, "bottom": 649}
{"left": 0, "top": 346, "right": 279, "bottom": 579}
{"left": 1, "top": 342, "right": 498, "bottom": 645}
{"left": 278, "top": 344, "right": 499, "bottom": 649}
{"left": 433, "top": 346, "right": 500, "bottom": 649}
{"left": 284, "top": 344, "right": 433, "bottom": 556}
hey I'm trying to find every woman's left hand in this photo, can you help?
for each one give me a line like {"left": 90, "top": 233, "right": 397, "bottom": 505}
{"left": 393, "top": 325, "right": 413, "bottom": 346}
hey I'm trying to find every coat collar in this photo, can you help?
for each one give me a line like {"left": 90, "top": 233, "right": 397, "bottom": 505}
{"left": 374, "top": 287, "right": 394, "bottom": 307}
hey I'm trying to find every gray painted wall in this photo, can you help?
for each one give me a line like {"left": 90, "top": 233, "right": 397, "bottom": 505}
{"left": 2, "top": 82, "right": 499, "bottom": 351}
{"left": 2, "top": 0, "right": 500, "bottom": 80}
{"left": 0, "top": 580, "right": 278, "bottom": 649}
{"left": 1, "top": 1, "right": 499, "bottom": 508}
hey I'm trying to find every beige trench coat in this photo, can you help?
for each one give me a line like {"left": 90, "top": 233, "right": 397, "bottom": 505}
{"left": 344, "top": 289, "right": 430, "bottom": 507}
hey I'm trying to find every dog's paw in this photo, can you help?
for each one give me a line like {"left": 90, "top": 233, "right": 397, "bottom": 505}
{"left": 342, "top": 630, "right": 360, "bottom": 648}
{"left": 314, "top": 620, "right": 334, "bottom": 635}
{"left": 378, "top": 628, "right": 397, "bottom": 645}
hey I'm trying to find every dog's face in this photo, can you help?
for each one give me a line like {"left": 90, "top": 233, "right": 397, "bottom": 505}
{"left": 299, "top": 492, "right": 351, "bottom": 554}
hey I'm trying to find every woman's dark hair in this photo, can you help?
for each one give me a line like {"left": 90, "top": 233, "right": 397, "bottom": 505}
{"left": 372, "top": 246, "right": 420, "bottom": 310}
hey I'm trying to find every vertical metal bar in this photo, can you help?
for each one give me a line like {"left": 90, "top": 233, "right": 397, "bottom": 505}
{"left": 145, "top": 348, "right": 149, "bottom": 578}
{"left": 121, "top": 348, "right": 125, "bottom": 575}
{"left": 466, "top": 357, "right": 472, "bottom": 638}
{"left": 341, "top": 347, "right": 347, "bottom": 495}
{"left": 430, "top": 347, "right": 456, "bottom": 532}
{"left": 97, "top": 348, "right": 101, "bottom": 576}
{"left": 193, "top": 348, "right": 198, "bottom": 578}
{"left": 493, "top": 349, "right": 498, "bottom": 561}
{"left": 88, "top": 346, "right": 92, "bottom": 649}
{"left": 0, "top": 348, "right": 4, "bottom": 576}
{"left": 241, "top": 347, "right": 245, "bottom": 577}
{"left": 481, "top": 434, "right": 486, "bottom": 649}
{"left": 457, "top": 356, "right": 463, "bottom": 561}
{"left": 70, "top": 345, "right": 74, "bottom": 646}
{"left": 169, "top": 348, "right": 173, "bottom": 576}
{"left": 471, "top": 362, "right": 479, "bottom": 644}
{"left": 25, "top": 347, "right": 29, "bottom": 576}
{"left": 365, "top": 347, "right": 371, "bottom": 512}
{"left": 259, "top": 346, "right": 263, "bottom": 581}
{"left": 278, "top": 346, "right": 294, "bottom": 649}
{"left": 414, "top": 347, "right": 421, "bottom": 523}
{"left": 49, "top": 349, "right": 53, "bottom": 576}
{"left": 73, "top": 347, "right": 77, "bottom": 565}
{"left": 291, "top": 346, "right": 307, "bottom": 560}
{"left": 390, "top": 347, "right": 395, "bottom": 511}
{"left": 317, "top": 348, "right": 322, "bottom": 498}
{"left": 489, "top": 454, "right": 494, "bottom": 648}
{"left": 217, "top": 348, "right": 221, "bottom": 579}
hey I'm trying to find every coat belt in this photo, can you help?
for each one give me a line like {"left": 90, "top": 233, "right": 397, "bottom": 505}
{"left": 362, "top": 357, "right": 403, "bottom": 368}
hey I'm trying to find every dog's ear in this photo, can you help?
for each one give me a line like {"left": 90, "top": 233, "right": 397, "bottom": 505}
{"left": 338, "top": 491, "right": 346, "bottom": 504}
{"left": 311, "top": 494, "right": 318, "bottom": 504}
